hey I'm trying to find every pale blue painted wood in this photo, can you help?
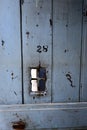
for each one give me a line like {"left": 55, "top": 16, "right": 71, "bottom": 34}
{"left": 0, "top": 0, "right": 22, "bottom": 104}
{"left": 52, "top": 0, "right": 82, "bottom": 102}
{"left": 80, "top": 0, "right": 87, "bottom": 101}
{"left": 22, "top": 0, "right": 52, "bottom": 103}
{"left": 0, "top": 103, "right": 87, "bottom": 130}
{"left": 0, "top": 0, "right": 87, "bottom": 129}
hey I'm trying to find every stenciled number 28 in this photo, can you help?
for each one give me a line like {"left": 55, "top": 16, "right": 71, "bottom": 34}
{"left": 37, "top": 45, "right": 48, "bottom": 53}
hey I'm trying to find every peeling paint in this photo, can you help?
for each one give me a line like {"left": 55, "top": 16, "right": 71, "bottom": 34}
{"left": 66, "top": 73, "right": 75, "bottom": 87}
{"left": 26, "top": 32, "right": 30, "bottom": 38}
{"left": 37, "top": 12, "right": 40, "bottom": 15}
{"left": 1, "top": 40, "right": 5, "bottom": 46}
{"left": 36, "top": 24, "right": 39, "bottom": 27}
{"left": 66, "top": 24, "right": 68, "bottom": 27}
{"left": 11, "top": 73, "right": 18, "bottom": 80}
{"left": 49, "top": 19, "right": 53, "bottom": 26}
{"left": 14, "top": 91, "right": 17, "bottom": 96}
{"left": 64, "top": 49, "right": 69, "bottom": 53}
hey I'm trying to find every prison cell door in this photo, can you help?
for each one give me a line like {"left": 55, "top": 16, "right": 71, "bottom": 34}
{"left": 0, "top": 0, "right": 87, "bottom": 130}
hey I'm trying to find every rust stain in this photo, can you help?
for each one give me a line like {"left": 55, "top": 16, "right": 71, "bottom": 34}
{"left": 12, "top": 120, "right": 26, "bottom": 130}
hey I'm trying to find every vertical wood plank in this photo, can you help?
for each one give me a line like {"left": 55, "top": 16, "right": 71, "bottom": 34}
{"left": 80, "top": 0, "right": 87, "bottom": 101}
{"left": 0, "top": 0, "right": 22, "bottom": 104}
{"left": 52, "top": 0, "right": 82, "bottom": 102}
{"left": 22, "top": 0, "right": 52, "bottom": 103}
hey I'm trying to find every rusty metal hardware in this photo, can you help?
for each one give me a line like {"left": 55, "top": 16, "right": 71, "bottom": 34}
{"left": 12, "top": 121, "right": 26, "bottom": 130}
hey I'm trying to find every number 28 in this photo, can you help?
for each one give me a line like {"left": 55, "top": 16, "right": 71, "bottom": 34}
{"left": 37, "top": 45, "right": 48, "bottom": 53}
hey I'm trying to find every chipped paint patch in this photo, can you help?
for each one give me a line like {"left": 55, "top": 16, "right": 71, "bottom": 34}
{"left": 66, "top": 72, "right": 75, "bottom": 88}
